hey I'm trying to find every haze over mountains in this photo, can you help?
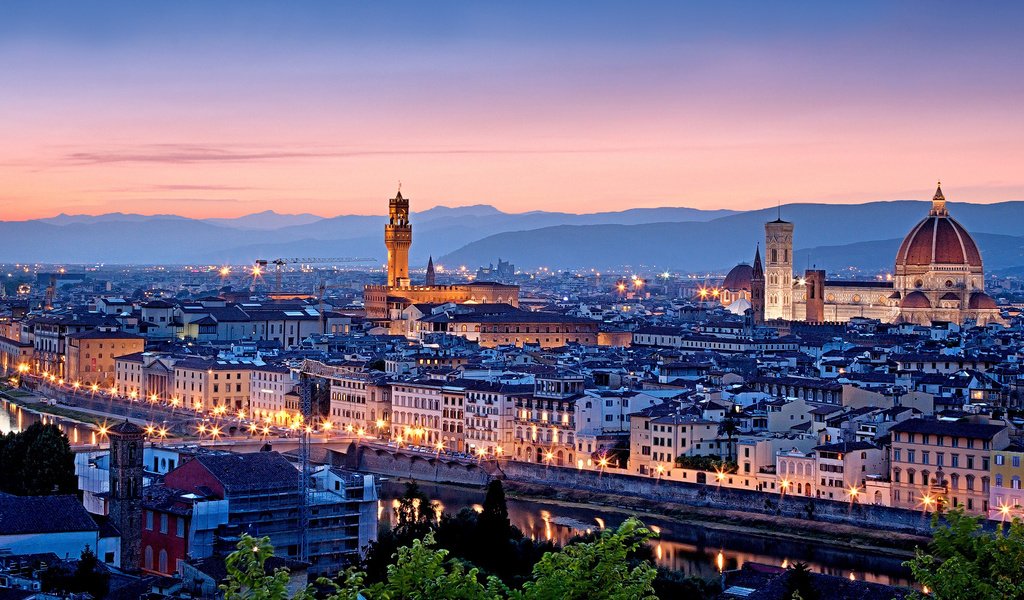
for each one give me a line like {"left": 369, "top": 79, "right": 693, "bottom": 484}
{"left": 6, "top": 201, "right": 1024, "bottom": 273}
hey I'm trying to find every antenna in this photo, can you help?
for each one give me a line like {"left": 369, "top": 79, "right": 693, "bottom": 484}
{"left": 777, "top": 198, "right": 781, "bottom": 221}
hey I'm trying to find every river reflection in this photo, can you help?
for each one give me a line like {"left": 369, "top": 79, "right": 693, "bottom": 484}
{"left": 1, "top": 398, "right": 97, "bottom": 445}
{"left": 378, "top": 480, "right": 915, "bottom": 587}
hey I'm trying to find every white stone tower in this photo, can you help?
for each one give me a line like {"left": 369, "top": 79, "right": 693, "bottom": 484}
{"left": 764, "top": 216, "right": 794, "bottom": 321}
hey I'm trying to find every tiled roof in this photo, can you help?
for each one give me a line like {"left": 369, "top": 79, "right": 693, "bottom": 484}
{"left": 193, "top": 451, "right": 298, "bottom": 491}
{"left": 0, "top": 494, "right": 99, "bottom": 535}
{"left": 889, "top": 417, "right": 1006, "bottom": 439}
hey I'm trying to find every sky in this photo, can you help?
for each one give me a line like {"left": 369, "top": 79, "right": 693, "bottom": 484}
{"left": 2, "top": 1, "right": 1024, "bottom": 220}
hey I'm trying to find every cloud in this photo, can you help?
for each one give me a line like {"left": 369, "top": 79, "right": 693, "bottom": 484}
{"left": 131, "top": 197, "right": 250, "bottom": 203}
{"left": 99, "top": 184, "right": 261, "bottom": 193}
{"left": 61, "top": 143, "right": 628, "bottom": 165}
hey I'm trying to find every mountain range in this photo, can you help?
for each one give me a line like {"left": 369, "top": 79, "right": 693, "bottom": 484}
{"left": 5, "top": 201, "right": 1024, "bottom": 273}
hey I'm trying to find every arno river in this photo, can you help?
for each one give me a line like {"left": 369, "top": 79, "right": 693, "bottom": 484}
{"left": 2, "top": 399, "right": 915, "bottom": 586}
{"left": 376, "top": 481, "right": 915, "bottom": 586}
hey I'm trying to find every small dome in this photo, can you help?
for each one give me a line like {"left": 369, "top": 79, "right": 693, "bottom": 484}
{"left": 895, "top": 186, "right": 982, "bottom": 269}
{"left": 940, "top": 292, "right": 960, "bottom": 301}
{"left": 727, "top": 297, "right": 752, "bottom": 315}
{"left": 968, "top": 292, "right": 997, "bottom": 310}
{"left": 723, "top": 263, "right": 753, "bottom": 291}
{"left": 901, "top": 291, "right": 932, "bottom": 309}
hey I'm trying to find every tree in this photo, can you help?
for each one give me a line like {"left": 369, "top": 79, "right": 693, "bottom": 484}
{"left": 40, "top": 546, "right": 110, "bottom": 599}
{"left": 394, "top": 482, "right": 440, "bottom": 539}
{"left": 905, "top": 508, "right": 1024, "bottom": 600}
{"left": 519, "top": 517, "right": 658, "bottom": 600}
{"left": 0, "top": 422, "right": 77, "bottom": 496}
{"left": 221, "top": 535, "right": 309, "bottom": 600}
{"left": 717, "top": 415, "right": 741, "bottom": 460}
{"left": 479, "top": 480, "right": 511, "bottom": 541}
{"left": 783, "top": 562, "right": 819, "bottom": 600}
{"left": 366, "top": 532, "right": 506, "bottom": 600}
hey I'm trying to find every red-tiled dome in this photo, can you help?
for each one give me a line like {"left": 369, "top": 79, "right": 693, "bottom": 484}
{"left": 901, "top": 291, "right": 932, "bottom": 309}
{"left": 968, "top": 292, "right": 997, "bottom": 310}
{"left": 940, "top": 292, "right": 960, "bottom": 301}
{"left": 895, "top": 185, "right": 982, "bottom": 269}
{"left": 723, "top": 263, "right": 753, "bottom": 291}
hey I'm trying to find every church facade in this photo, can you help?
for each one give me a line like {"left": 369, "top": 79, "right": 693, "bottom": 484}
{"left": 364, "top": 190, "right": 519, "bottom": 321}
{"left": 724, "top": 185, "right": 1003, "bottom": 326}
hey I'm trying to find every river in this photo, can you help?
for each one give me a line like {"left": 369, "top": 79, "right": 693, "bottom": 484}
{"left": 377, "top": 480, "right": 915, "bottom": 587}
{"left": 1, "top": 397, "right": 99, "bottom": 445}
{"left": 0, "top": 399, "right": 915, "bottom": 586}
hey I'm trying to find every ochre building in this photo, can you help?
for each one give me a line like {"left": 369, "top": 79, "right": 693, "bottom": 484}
{"left": 364, "top": 189, "right": 519, "bottom": 321}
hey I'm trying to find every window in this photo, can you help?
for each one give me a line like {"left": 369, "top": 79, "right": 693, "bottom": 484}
{"left": 177, "top": 518, "right": 185, "bottom": 537}
{"left": 146, "top": 511, "right": 153, "bottom": 530}
{"left": 160, "top": 513, "right": 168, "bottom": 534}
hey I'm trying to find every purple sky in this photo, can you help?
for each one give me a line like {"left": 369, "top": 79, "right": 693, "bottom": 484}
{"left": 2, "top": 1, "right": 1023, "bottom": 219}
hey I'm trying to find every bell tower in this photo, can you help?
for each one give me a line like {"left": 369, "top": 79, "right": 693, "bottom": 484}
{"left": 107, "top": 420, "right": 144, "bottom": 572}
{"left": 385, "top": 189, "right": 412, "bottom": 287}
{"left": 764, "top": 216, "right": 794, "bottom": 321}
{"left": 750, "top": 245, "right": 765, "bottom": 324}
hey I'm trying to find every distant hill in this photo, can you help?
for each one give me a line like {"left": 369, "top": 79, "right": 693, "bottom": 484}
{"left": 438, "top": 201, "right": 1024, "bottom": 271}
{"left": 5, "top": 200, "right": 1023, "bottom": 271}
{"left": 203, "top": 210, "right": 325, "bottom": 230}
{"left": 794, "top": 233, "right": 1024, "bottom": 273}
{"left": 0, "top": 204, "right": 735, "bottom": 264}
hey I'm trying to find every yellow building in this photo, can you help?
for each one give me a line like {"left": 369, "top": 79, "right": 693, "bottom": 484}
{"left": 889, "top": 418, "right": 1008, "bottom": 515}
{"left": 990, "top": 442, "right": 1024, "bottom": 520}
{"left": 171, "top": 358, "right": 253, "bottom": 413}
{"left": 65, "top": 329, "right": 145, "bottom": 387}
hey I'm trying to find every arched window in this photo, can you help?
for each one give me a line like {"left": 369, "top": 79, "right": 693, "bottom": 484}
{"left": 144, "top": 546, "right": 154, "bottom": 571}
{"left": 159, "top": 549, "right": 168, "bottom": 573}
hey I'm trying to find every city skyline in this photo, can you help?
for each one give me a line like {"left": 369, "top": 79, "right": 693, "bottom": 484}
{"left": 3, "top": 1, "right": 1024, "bottom": 219}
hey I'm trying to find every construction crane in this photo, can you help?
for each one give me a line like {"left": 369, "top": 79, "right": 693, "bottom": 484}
{"left": 253, "top": 257, "right": 376, "bottom": 292}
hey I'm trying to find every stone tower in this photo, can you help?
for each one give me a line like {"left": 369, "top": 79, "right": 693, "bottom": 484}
{"left": 425, "top": 256, "right": 436, "bottom": 286}
{"left": 750, "top": 245, "right": 765, "bottom": 324}
{"left": 804, "top": 269, "right": 826, "bottom": 323}
{"left": 385, "top": 189, "right": 411, "bottom": 288}
{"left": 107, "top": 420, "right": 144, "bottom": 572}
{"left": 764, "top": 216, "right": 794, "bottom": 321}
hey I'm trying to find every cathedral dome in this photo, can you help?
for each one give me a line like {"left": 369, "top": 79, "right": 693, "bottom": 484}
{"left": 968, "top": 292, "right": 997, "bottom": 310}
{"left": 901, "top": 291, "right": 932, "bottom": 309}
{"left": 895, "top": 184, "right": 982, "bottom": 269}
{"left": 723, "top": 263, "right": 753, "bottom": 291}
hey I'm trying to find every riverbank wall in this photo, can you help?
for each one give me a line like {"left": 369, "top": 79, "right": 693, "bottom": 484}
{"left": 338, "top": 443, "right": 944, "bottom": 535}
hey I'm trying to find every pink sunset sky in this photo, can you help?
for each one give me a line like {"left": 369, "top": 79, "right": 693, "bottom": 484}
{"left": 2, "top": 2, "right": 1023, "bottom": 220}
